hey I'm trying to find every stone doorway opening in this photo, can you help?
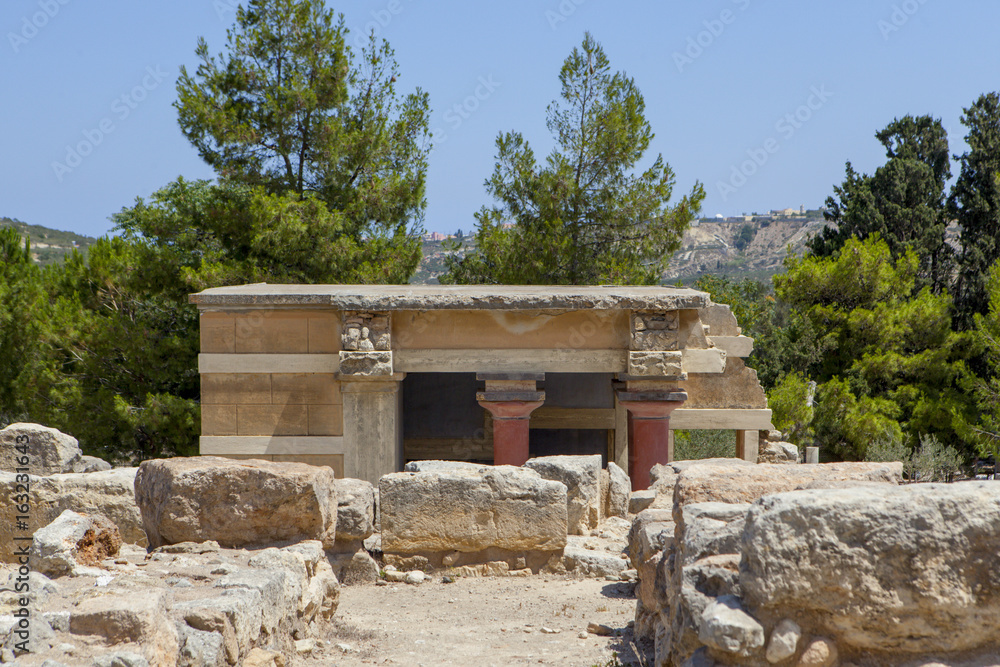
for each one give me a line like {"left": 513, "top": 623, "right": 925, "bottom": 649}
{"left": 401, "top": 372, "right": 620, "bottom": 466}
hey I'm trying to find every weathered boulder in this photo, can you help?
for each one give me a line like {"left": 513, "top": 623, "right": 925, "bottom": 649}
{"left": 629, "top": 489, "right": 656, "bottom": 514}
{"left": 628, "top": 508, "right": 674, "bottom": 640}
{"left": 757, "top": 439, "right": 799, "bottom": 464}
{"left": 134, "top": 457, "right": 338, "bottom": 549}
{"left": 607, "top": 462, "right": 631, "bottom": 518}
{"left": 403, "top": 460, "right": 484, "bottom": 473}
{"left": 380, "top": 466, "right": 567, "bottom": 553}
{"left": 561, "top": 536, "right": 628, "bottom": 578}
{"left": 332, "top": 478, "right": 376, "bottom": 543}
{"left": 0, "top": 468, "right": 146, "bottom": 563}
{"left": 698, "top": 594, "right": 764, "bottom": 658}
{"left": 674, "top": 461, "right": 902, "bottom": 513}
{"left": 177, "top": 624, "right": 227, "bottom": 667}
{"left": 668, "top": 503, "right": 750, "bottom": 664}
{"left": 70, "top": 589, "right": 179, "bottom": 666}
{"left": 0, "top": 423, "right": 82, "bottom": 475}
{"left": 741, "top": 482, "right": 1000, "bottom": 657}
{"left": 31, "top": 510, "right": 121, "bottom": 577}
{"left": 79, "top": 455, "right": 112, "bottom": 473}
{"left": 765, "top": 618, "right": 802, "bottom": 663}
{"left": 525, "top": 455, "right": 602, "bottom": 534}
{"left": 649, "top": 458, "right": 755, "bottom": 510}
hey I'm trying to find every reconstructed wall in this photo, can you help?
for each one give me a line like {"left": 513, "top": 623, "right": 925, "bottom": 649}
{"left": 190, "top": 287, "right": 773, "bottom": 482}
{"left": 198, "top": 309, "right": 346, "bottom": 476}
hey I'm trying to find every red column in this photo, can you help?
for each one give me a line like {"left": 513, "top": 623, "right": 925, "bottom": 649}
{"left": 478, "top": 400, "right": 544, "bottom": 466}
{"left": 618, "top": 392, "right": 687, "bottom": 491}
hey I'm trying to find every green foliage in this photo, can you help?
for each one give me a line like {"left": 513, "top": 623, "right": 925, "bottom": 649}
{"left": 674, "top": 430, "right": 735, "bottom": 461}
{"left": 771, "top": 236, "right": 977, "bottom": 460}
{"left": 866, "top": 433, "right": 964, "bottom": 482}
{"left": 956, "top": 260, "right": 1000, "bottom": 458}
{"left": 692, "top": 273, "right": 830, "bottom": 390}
{"left": 113, "top": 178, "right": 421, "bottom": 287}
{"left": 693, "top": 275, "right": 770, "bottom": 333}
{"left": 443, "top": 33, "right": 704, "bottom": 285}
{"left": 733, "top": 223, "right": 756, "bottom": 253}
{"left": 175, "top": 0, "right": 429, "bottom": 275}
{"left": 950, "top": 92, "right": 1000, "bottom": 327}
{"left": 175, "top": 0, "right": 430, "bottom": 233}
{"left": 0, "top": 227, "right": 47, "bottom": 419}
{"left": 811, "top": 377, "right": 903, "bottom": 460}
{"left": 811, "top": 115, "right": 953, "bottom": 292}
{"left": 0, "top": 0, "right": 432, "bottom": 461}
{"left": 767, "top": 372, "right": 813, "bottom": 446}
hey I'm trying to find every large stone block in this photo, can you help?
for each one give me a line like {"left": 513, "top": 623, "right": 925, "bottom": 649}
{"left": 70, "top": 589, "right": 179, "bottom": 666}
{"left": 741, "top": 482, "right": 1000, "bottom": 656}
{"left": 0, "top": 423, "right": 82, "bottom": 475}
{"left": 0, "top": 468, "right": 145, "bottom": 563}
{"left": 525, "top": 455, "right": 602, "bottom": 534}
{"left": 628, "top": 351, "right": 684, "bottom": 377}
{"left": 31, "top": 509, "right": 121, "bottom": 577}
{"left": 332, "top": 478, "right": 376, "bottom": 542}
{"left": 338, "top": 351, "right": 393, "bottom": 376}
{"left": 380, "top": 466, "right": 567, "bottom": 553}
{"left": 606, "top": 462, "right": 630, "bottom": 518}
{"left": 134, "top": 457, "right": 338, "bottom": 549}
{"left": 673, "top": 461, "right": 902, "bottom": 515}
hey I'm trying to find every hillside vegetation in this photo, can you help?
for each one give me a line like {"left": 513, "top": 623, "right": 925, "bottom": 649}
{"left": 0, "top": 217, "right": 96, "bottom": 265}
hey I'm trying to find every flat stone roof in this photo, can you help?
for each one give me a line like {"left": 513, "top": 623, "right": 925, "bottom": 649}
{"left": 189, "top": 284, "right": 710, "bottom": 311}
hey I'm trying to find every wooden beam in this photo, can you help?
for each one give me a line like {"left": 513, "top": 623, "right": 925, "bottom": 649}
{"left": 199, "top": 354, "right": 340, "bottom": 374}
{"left": 530, "top": 407, "right": 616, "bottom": 430}
{"left": 404, "top": 438, "right": 492, "bottom": 462}
{"left": 200, "top": 435, "right": 346, "bottom": 456}
{"left": 394, "top": 349, "right": 627, "bottom": 373}
{"left": 669, "top": 409, "right": 773, "bottom": 430}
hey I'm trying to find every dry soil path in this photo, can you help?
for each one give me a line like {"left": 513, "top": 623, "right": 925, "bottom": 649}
{"left": 317, "top": 575, "right": 653, "bottom": 667}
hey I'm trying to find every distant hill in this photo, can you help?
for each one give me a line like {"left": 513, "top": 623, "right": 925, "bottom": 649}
{"left": 411, "top": 214, "right": 835, "bottom": 286}
{"left": 665, "top": 214, "right": 831, "bottom": 285}
{"left": 0, "top": 217, "right": 98, "bottom": 265}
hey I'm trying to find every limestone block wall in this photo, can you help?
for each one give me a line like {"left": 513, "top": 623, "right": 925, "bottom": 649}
{"left": 198, "top": 309, "right": 346, "bottom": 476}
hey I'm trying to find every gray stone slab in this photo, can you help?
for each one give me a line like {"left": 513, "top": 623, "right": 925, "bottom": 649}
{"left": 189, "top": 285, "right": 710, "bottom": 311}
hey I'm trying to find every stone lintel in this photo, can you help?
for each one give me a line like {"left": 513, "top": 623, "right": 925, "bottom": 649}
{"left": 628, "top": 351, "right": 684, "bottom": 378}
{"left": 189, "top": 285, "right": 710, "bottom": 312}
{"left": 338, "top": 351, "right": 393, "bottom": 377}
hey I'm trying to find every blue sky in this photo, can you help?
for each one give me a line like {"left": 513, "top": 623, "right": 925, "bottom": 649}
{"left": 2, "top": 0, "right": 998, "bottom": 238}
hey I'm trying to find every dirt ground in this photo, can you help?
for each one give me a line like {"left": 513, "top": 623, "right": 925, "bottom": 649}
{"left": 318, "top": 575, "right": 654, "bottom": 667}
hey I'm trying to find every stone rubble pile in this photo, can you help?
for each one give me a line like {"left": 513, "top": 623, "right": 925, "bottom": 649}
{"left": 626, "top": 457, "right": 1000, "bottom": 666}
{"left": 1, "top": 536, "right": 340, "bottom": 666}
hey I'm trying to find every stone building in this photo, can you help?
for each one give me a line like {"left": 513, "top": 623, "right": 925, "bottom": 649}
{"left": 189, "top": 285, "right": 772, "bottom": 487}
